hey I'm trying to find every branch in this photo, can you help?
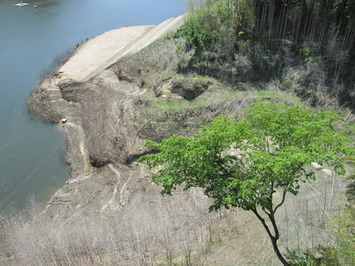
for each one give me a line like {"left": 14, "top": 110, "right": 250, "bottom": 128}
{"left": 266, "top": 211, "right": 280, "bottom": 240}
{"left": 216, "top": 157, "right": 235, "bottom": 178}
{"left": 251, "top": 208, "right": 275, "bottom": 239}
{"left": 273, "top": 190, "right": 287, "bottom": 214}
{"left": 262, "top": 207, "right": 271, "bottom": 216}
{"left": 219, "top": 164, "right": 234, "bottom": 178}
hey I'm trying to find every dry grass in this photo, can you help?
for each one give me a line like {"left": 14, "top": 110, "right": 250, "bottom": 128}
{"left": 0, "top": 168, "right": 350, "bottom": 265}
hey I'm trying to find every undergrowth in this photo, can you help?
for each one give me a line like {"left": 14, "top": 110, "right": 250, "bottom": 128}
{"left": 176, "top": 0, "right": 355, "bottom": 110}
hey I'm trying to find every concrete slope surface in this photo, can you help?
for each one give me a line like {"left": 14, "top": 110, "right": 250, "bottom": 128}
{"left": 59, "top": 15, "right": 184, "bottom": 82}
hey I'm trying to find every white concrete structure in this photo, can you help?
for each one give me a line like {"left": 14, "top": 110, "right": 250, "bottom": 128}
{"left": 59, "top": 15, "right": 184, "bottom": 82}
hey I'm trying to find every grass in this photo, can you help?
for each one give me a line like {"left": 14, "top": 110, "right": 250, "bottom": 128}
{"left": 155, "top": 99, "right": 185, "bottom": 110}
{"left": 141, "top": 77, "right": 308, "bottom": 127}
{"left": 190, "top": 74, "right": 211, "bottom": 81}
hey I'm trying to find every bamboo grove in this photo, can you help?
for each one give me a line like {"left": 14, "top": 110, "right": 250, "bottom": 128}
{"left": 254, "top": 0, "right": 355, "bottom": 48}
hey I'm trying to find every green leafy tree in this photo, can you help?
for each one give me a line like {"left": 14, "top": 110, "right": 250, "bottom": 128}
{"left": 139, "top": 102, "right": 354, "bottom": 265}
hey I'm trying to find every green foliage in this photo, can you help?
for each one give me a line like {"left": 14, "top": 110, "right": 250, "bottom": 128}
{"left": 140, "top": 101, "right": 353, "bottom": 265}
{"left": 179, "top": 0, "right": 238, "bottom": 58}
{"left": 180, "top": 0, "right": 355, "bottom": 58}
{"left": 332, "top": 174, "right": 355, "bottom": 265}
{"left": 177, "top": 0, "right": 257, "bottom": 63}
{"left": 140, "top": 102, "right": 353, "bottom": 211}
{"left": 297, "top": 42, "right": 311, "bottom": 59}
{"left": 176, "top": 0, "right": 355, "bottom": 109}
{"left": 286, "top": 246, "right": 342, "bottom": 266}
{"left": 312, "top": 246, "right": 341, "bottom": 266}
{"left": 334, "top": 206, "right": 355, "bottom": 265}
{"left": 287, "top": 174, "right": 355, "bottom": 266}
{"left": 285, "top": 248, "right": 314, "bottom": 266}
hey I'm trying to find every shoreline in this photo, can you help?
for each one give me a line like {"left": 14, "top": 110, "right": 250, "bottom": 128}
{"left": 28, "top": 15, "right": 186, "bottom": 207}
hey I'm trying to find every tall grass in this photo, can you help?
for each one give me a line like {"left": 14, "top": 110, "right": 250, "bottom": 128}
{"left": 0, "top": 187, "right": 218, "bottom": 265}
{"left": 0, "top": 168, "right": 352, "bottom": 265}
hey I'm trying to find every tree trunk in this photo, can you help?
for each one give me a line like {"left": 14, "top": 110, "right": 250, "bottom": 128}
{"left": 251, "top": 208, "right": 290, "bottom": 266}
{"left": 270, "top": 236, "right": 290, "bottom": 266}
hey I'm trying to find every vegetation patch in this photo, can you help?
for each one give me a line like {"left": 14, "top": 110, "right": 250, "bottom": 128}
{"left": 176, "top": 0, "right": 355, "bottom": 109}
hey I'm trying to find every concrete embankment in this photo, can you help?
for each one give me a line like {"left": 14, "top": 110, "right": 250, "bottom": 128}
{"left": 59, "top": 15, "right": 184, "bottom": 82}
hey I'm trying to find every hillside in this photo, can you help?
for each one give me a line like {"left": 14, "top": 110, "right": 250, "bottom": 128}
{"left": 1, "top": 1, "right": 354, "bottom": 265}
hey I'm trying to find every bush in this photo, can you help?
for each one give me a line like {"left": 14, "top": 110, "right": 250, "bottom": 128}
{"left": 178, "top": 0, "right": 255, "bottom": 61}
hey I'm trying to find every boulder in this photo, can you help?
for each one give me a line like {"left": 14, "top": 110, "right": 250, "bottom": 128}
{"left": 311, "top": 162, "right": 323, "bottom": 170}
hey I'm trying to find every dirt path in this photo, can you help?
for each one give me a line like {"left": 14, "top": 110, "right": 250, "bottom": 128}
{"left": 59, "top": 15, "right": 184, "bottom": 82}
{"left": 101, "top": 164, "right": 145, "bottom": 213}
{"left": 65, "top": 121, "right": 91, "bottom": 173}
{"left": 100, "top": 164, "right": 121, "bottom": 213}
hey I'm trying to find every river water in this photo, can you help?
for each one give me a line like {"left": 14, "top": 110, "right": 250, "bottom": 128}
{"left": 0, "top": 0, "right": 185, "bottom": 213}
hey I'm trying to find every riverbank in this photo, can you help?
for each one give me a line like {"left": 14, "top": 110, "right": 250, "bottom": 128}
{"left": 28, "top": 15, "right": 185, "bottom": 179}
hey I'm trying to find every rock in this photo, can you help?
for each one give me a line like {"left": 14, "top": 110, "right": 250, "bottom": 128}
{"left": 322, "top": 169, "right": 332, "bottom": 176}
{"left": 311, "top": 162, "right": 323, "bottom": 170}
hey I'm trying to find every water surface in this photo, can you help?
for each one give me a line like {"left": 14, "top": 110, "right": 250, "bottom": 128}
{"left": 0, "top": 0, "right": 185, "bottom": 212}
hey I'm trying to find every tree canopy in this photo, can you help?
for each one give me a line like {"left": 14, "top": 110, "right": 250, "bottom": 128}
{"left": 139, "top": 101, "right": 354, "bottom": 265}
